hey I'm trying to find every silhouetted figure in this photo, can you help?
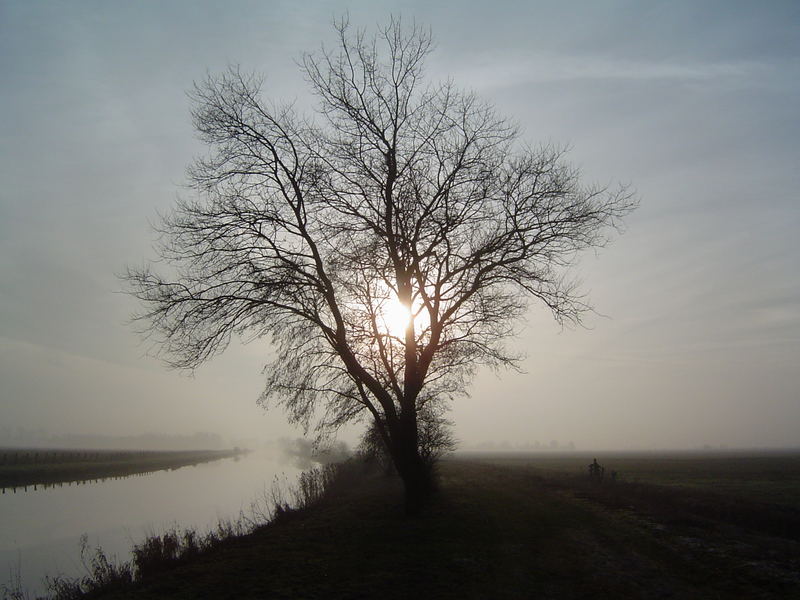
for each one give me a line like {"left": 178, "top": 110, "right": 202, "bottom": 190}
{"left": 588, "top": 458, "right": 605, "bottom": 482}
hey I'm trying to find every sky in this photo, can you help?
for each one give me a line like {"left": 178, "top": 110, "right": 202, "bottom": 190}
{"left": 1, "top": 0, "right": 798, "bottom": 451}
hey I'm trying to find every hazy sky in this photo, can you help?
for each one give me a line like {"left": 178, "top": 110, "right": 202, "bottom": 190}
{"left": 1, "top": 1, "right": 798, "bottom": 450}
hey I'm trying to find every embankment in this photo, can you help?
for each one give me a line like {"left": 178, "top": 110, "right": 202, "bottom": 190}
{"left": 0, "top": 448, "right": 245, "bottom": 490}
{"left": 44, "top": 453, "right": 800, "bottom": 599}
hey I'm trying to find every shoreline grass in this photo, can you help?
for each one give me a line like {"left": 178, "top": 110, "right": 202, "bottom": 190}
{"left": 7, "top": 461, "right": 361, "bottom": 600}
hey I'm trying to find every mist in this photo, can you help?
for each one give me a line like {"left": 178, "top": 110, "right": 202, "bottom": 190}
{"left": 1, "top": 1, "right": 798, "bottom": 452}
{"left": 0, "top": 428, "right": 226, "bottom": 451}
{"left": 2, "top": 5, "right": 799, "bottom": 598}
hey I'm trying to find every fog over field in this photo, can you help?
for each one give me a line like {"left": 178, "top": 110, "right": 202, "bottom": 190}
{"left": 1, "top": 1, "right": 798, "bottom": 451}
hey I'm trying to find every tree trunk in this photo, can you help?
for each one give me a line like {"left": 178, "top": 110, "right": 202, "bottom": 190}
{"left": 394, "top": 447, "right": 432, "bottom": 515}
{"left": 389, "top": 415, "right": 432, "bottom": 515}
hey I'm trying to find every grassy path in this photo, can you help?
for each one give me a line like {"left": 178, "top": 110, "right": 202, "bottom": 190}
{"left": 85, "top": 457, "right": 799, "bottom": 599}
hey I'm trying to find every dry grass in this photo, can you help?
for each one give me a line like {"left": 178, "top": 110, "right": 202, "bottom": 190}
{"left": 34, "top": 462, "right": 355, "bottom": 600}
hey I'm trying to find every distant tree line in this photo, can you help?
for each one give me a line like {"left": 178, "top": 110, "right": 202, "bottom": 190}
{"left": 0, "top": 429, "right": 225, "bottom": 451}
{"left": 472, "top": 440, "right": 577, "bottom": 451}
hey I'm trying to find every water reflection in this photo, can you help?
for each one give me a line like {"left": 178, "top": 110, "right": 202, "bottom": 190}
{"left": 1, "top": 462, "right": 227, "bottom": 495}
{"left": 0, "top": 449, "right": 246, "bottom": 494}
{"left": 0, "top": 449, "right": 302, "bottom": 597}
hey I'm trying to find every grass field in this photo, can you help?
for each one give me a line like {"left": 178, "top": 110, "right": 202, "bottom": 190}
{"left": 0, "top": 448, "right": 245, "bottom": 490}
{"left": 42, "top": 450, "right": 799, "bottom": 599}
{"left": 461, "top": 449, "right": 800, "bottom": 506}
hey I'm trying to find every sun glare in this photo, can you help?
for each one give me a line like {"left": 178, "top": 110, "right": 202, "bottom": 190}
{"left": 379, "top": 295, "right": 413, "bottom": 338}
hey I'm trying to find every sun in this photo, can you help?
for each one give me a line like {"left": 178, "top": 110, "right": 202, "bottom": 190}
{"left": 378, "top": 295, "right": 412, "bottom": 339}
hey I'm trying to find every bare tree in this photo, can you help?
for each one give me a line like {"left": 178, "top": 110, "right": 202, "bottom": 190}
{"left": 125, "top": 17, "right": 636, "bottom": 513}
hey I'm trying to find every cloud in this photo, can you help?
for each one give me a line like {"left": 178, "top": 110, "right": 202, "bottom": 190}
{"left": 447, "top": 55, "right": 776, "bottom": 91}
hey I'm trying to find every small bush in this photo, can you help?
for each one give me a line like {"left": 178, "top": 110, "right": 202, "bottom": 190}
{"left": 270, "top": 462, "right": 347, "bottom": 522}
{"left": 357, "top": 409, "right": 458, "bottom": 479}
{"left": 132, "top": 530, "right": 181, "bottom": 578}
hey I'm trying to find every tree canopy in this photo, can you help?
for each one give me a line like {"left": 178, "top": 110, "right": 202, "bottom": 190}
{"left": 126, "top": 18, "right": 636, "bottom": 511}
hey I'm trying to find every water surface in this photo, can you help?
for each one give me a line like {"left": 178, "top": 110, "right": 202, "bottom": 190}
{"left": 0, "top": 450, "right": 300, "bottom": 596}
